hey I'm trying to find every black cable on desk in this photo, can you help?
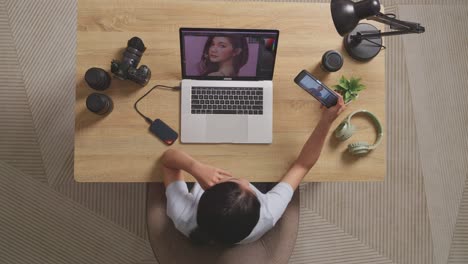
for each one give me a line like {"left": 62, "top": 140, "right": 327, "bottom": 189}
{"left": 134, "top": 84, "right": 180, "bottom": 124}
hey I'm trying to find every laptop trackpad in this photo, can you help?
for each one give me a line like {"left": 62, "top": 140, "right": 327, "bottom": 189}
{"left": 206, "top": 115, "right": 248, "bottom": 143}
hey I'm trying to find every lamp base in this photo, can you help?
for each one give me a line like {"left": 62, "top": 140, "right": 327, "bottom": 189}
{"left": 343, "top": 23, "right": 382, "bottom": 62}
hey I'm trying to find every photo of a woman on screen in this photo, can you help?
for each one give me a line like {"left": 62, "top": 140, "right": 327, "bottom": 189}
{"left": 199, "top": 35, "right": 249, "bottom": 77}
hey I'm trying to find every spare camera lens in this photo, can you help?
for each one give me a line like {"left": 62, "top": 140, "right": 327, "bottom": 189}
{"left": 86, "top": 93, "right": 113, "bottom": 115}
{"left": 85, "top": 67, "right": 111, "bottom": 91}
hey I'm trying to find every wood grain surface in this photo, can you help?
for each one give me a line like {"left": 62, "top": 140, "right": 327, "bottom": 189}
{"left": 76, "top": 0, "right": 386, "bottom": 182}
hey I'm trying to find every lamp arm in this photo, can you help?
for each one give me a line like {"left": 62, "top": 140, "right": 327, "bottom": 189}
{"left": 352, "top": 29, "right": 422, "bottom": 39}
{"left": 351, "top": 12, "right": 425, "bottom": 40}
{"left": 368, "top": 12, "right": 425, "bottom": 33}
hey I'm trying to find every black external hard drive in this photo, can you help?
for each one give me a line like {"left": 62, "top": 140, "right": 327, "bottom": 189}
{"left": 149, "top": 119, "right": 178, "bottom": 145}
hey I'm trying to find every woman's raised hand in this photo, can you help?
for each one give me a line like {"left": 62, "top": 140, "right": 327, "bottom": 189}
{"left": 193, "top": 162, "right": 233, "bottom": 190}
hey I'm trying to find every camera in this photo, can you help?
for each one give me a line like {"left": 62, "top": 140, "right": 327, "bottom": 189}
{"left": 111, "top": 37, "right": 151, "bottom": 86}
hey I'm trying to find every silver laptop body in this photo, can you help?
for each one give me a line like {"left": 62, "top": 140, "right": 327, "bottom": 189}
{"left": 179, "top": 28, "right": 280, "bottom": 144}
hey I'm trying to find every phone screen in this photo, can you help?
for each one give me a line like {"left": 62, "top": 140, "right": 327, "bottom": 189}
{"left": 298, "top": 74, "right": 337, "bottom": 107}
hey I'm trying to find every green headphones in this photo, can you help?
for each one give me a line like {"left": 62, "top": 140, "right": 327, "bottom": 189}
{"left": 334, "top": 110, "right": 383, "bottom": 155}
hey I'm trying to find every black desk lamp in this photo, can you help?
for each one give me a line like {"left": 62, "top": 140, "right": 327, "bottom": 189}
{"left": 331, "top": 0, "right": 425, "bottom": 61}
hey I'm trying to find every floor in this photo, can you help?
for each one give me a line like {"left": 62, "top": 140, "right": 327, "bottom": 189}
{"left": 0, "top": 0, "right": 467, "bottom": 263}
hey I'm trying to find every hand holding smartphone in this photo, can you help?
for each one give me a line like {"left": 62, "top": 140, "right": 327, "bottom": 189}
{"left": 294, "top": 70, "right": 338, "bottom": 108}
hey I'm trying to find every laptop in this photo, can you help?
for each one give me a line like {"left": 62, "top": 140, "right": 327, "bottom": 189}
{"left": 179, "top": 28, "right": 279, "bottom": 143}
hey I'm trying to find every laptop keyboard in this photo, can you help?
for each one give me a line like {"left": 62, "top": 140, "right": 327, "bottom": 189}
{"left": 191, "top": 87, "right": 264, "bottom": 115}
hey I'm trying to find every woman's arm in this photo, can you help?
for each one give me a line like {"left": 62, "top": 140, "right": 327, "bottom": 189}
{"left": 161, "top": 149, "right": 232, "bottom": 189}
{"left": 280, "top": 95, "right": 346, "bottom": 191}
{"left": 161, "top": 149, "right": 195, "bottom": 187}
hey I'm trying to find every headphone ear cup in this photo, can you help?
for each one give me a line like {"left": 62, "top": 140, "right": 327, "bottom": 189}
{"left": 334, "top": 122, "right": 355, "bottom": 141}
{"left": 348, "top": 142, "right": 371, "bottom": 155}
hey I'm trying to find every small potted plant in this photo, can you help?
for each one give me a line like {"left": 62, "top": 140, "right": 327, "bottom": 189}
{"left": 333, "top": 76, "right": 366, "bottom": 104}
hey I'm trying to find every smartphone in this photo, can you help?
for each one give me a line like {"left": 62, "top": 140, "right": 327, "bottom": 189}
{"left": 294, "top": 70, "right": 338, "bottom": 108}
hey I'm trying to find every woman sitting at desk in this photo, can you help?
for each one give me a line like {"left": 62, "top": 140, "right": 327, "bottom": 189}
{"left": 160, "top": 93, "right": 345, "bottom": 245}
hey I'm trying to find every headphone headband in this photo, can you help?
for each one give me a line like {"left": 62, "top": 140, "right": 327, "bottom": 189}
{"left": 346, "top": 110, "right": 383, "bottom": 149}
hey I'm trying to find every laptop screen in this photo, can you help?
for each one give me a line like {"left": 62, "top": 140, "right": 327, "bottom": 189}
{"left": 180, "top": 28, "right": 279, "bottom": 81}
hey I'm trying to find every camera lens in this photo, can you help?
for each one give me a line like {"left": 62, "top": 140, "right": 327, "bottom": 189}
{"left": 127, "top": 37, "right": 146, "bottom": 52}
{"left": 86, "top": 93, "right": 113, "bottom": 115}
{"left": 85, "top": 67, "right": 111, "bottom": 91}
{"left": 321, "top": 50, "right": 343, "bottom": 72}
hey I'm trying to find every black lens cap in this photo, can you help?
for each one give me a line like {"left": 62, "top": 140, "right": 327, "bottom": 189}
{"left": 321, "top": 50, "right": 344, "bottom": 72}
{"left": 85, "top": 67, "right": 111, "bottom": 91}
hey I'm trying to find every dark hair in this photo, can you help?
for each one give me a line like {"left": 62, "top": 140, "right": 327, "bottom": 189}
{"left": 189, "top": 181, "right": 260, "bottom": 245}
{"left": 199, "top": 35, "right": 249, "bottom": 76}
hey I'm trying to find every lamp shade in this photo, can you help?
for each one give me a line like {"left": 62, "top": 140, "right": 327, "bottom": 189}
{"left": 331, "top": 0, "right": 381, "bottom": 36}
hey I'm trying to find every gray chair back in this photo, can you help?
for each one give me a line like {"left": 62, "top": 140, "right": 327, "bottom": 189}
{"left": 146, "top": 183, "right": 299, "bottom": 264}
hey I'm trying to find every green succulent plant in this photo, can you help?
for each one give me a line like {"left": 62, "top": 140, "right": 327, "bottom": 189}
{"left": 334, "top": 76, "right": 366, "bottom": 104}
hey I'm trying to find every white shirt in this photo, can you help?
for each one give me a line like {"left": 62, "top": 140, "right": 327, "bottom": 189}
{"left": 165, "top": 181, "right": 294, "bottom": 244}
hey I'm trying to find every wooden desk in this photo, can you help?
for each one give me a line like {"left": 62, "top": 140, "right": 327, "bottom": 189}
{"left": 76, "top": 0, "right": 386, "bottom": 182}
